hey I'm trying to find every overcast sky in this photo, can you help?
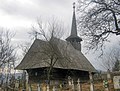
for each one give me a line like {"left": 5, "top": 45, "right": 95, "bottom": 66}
{"left": 0, "top": 0, "right": 77, "bottom": 41}
{"left": 1, "top": 0, "right": 118, "bottom": 71}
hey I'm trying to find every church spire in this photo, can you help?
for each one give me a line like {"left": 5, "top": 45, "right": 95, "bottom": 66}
{"left": 71, "top": 2, "right": 77, "bottom": 37}
{"left": 66, "top": 2, "right": 82, "bottom": 51}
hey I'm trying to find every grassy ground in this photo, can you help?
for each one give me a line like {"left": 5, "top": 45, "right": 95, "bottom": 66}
{"left": 1, "top": 82, "right": 115, "bottom": 91}
{"left": 24, "top": 82, "right": 115, "bottom": 91}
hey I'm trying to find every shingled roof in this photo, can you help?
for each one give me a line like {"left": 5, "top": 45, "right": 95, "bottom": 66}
{"left": 16, "top": 38, "right": 96, "bottom": 72}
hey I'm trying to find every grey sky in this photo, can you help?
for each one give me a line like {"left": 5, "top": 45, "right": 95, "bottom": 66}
{"left": 0, "top": 0, "right": 75, "bottom": 27}
{"left": 0, "top": 0, "right": 77, "bottom": 41}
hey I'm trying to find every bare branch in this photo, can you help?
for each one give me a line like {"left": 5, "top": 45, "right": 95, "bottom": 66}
{"left": 77, "top": 0, "right": 120, "bottom": 52}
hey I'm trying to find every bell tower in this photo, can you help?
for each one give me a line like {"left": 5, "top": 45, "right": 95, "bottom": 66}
{"left": 66, "top": 2, "right": 82, "bottom": 51}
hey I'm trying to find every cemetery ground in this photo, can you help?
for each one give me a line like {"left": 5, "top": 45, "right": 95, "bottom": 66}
{"left": 1, "top": 71, "right": 120, "bottom": 91}
{"left": 26, "top": 81, "right": 114, "bottom": 91}
{"left": 0, "top": 77, "right": 116, "bottom": 91}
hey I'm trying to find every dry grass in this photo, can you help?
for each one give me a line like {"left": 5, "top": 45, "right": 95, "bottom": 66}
{"left": 19, "top": 82, "right": 115, "bottom": 91}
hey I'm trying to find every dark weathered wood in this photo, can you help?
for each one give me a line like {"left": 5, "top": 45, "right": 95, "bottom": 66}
{"left": 27, "top": 68, "right": 89, "bottom": 84}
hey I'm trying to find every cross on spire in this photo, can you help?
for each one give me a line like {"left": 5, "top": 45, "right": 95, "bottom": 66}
{"left": 73, "top": 2, "right": 75, "bottom": 11}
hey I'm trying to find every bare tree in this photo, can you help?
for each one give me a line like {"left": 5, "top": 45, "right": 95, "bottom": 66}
{"left": 77, "top": 0, "right": 120, "bottom": 51}
{"left": 29, "top": 18, "right": 64, "bottom": 41}
{"left": 112, "top": 58, "right": 120, "bottom": 71}
{"left": 0, "top": 30, "right": 16, "bottom": 67}
{"left": 99, "top": 48, "right": 120, "bottom": 71}
{"left": 0, "top": 29, "right": 16, "bottom": 90}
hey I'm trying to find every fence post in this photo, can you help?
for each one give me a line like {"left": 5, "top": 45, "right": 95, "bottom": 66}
{"left": 106, "top": 69, "right": 111, "bottom": 91}
{"left": 77, "top": 78, "right": 82, "bottom": 91}
{"left": 47, "top": 84, "right": 49, "bottom": 91}
{"left": 37, "top": 83, "right": 40, "bottom": 91}
{"left": 53, "top": 86, "right": 55, "bottom": 91}
{"left": 89, "top": 72, "right": 94, "bottom": 91}
{"left": 71, "top": 79, "right": 74, "bottom": 90}
{"left": 107, "top": 69, "right": 111, "bottom": 81}
{"left": 68, "top": 76, "right": 72, "bottom": 85}
{"left": 28, "top": 84, "right": 32, "bottom": 91}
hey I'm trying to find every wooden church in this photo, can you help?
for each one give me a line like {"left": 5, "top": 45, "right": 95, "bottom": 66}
{"left": 16, "top": 3, "right": 96, "bottom": 90}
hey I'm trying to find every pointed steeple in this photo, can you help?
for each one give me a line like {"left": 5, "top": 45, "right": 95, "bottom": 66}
{"left": 71, "top": 2, "right": 77, "bottom": 37}
{"left": 66, "top": 2, "right": 82, "bottom": 51}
